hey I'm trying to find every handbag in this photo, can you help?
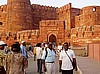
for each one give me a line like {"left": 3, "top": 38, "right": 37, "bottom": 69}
{"left": 65, "top": 51, "right": 76, "bottom": 69}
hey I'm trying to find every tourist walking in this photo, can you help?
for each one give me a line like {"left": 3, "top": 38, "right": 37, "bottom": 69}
{"left": 35, "top": 43, "right": 43, "bottom": 74}
{"left": 59, "top": 42, "right": 77, "bottom": 74}
{"left": 6, "top": 43, "right": 28, "bottom": 74}
{"left": 20, "top": 41, "right": 28, "bottom": 59}
{"left": 56, "top": 43, "right": 63, "bottom": 57}
{"left": 42, "top": 42, "right": 56, "bottom": 74}
{"left": 0, "top": 41, "right": 7, "bottom": 74}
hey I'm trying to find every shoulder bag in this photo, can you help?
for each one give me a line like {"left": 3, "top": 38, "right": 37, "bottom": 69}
{"left": 65, "top": 51, "right": 76, "bottom": 70}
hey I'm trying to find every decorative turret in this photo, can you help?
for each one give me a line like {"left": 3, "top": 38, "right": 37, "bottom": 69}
{"left": 6, "top": 0, "right": 34, "bottom": 32}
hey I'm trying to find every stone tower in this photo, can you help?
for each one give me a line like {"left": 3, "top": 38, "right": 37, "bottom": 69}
{"left": 7, "top": 0, "right": 34, "bottom": 32}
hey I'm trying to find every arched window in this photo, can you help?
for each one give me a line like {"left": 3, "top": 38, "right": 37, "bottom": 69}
{"left": 0, "top": 22, "right": 2, "bottom": 25}
{"left": 49, "top": 34, "right": 56, "bottom": 43}
{"left": 93, "top": 7, "right": 96, "bottom": 12}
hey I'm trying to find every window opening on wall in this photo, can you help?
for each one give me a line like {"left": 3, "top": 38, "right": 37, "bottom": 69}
{"left": 0, "top": 22, "right": 3, "bottom": 25}
{"left": 93, "top": 7, "right": 96, "bottom": 12}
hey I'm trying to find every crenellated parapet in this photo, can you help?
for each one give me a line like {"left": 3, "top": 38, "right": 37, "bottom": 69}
{"left": 56, "top": 3, "right": 80, "bottom": 29}
{"left": 0, "top": 30, "right": 40, "bottom": 46}
{"left": 56, "top": 3, "right": 71, "bottom": 12}
{"left": 31, "top": 4, "right": 58, "bottom": 29}
{"left": 17, "top": 30, "right": 39, "bottom": 40}
{"left": 81, "top": 6, "right": 100, "bottom": 15}
{"left": 32, "top": 4, "right": 57, "bottom": 11}
{"left": 71, "top": 25, "right": 100, "bottom": 44}
{"left": 39, "top": 20, "right": 65, "bottom": 42}
{"left": 40, "top": 20, "right": 64, "bottom": 27}
{"left": 0, "top": 1, "right": 100, "bottom": 45}
{"left": 75, "top": 6, "right": 100, "bottom": 27}
{"left": 7, "top": 0, "right": 31, "bottom": 4}
{"left": 56, "top": 3, "right": 71, "bottom": 20}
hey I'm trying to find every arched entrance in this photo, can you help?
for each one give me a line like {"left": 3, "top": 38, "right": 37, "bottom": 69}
{"left": 49, "top": 34, "right": 56, "bottom": 43}
{"left": 49, "top": 34, "right": 57, "bottom": 47}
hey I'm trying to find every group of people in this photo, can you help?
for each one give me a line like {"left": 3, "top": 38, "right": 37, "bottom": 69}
{"left": 34, "top": 42, "right": 56, "bottom": 74}
{"left": 34, "top": 42, "right": 77, "bottom": 74}
{"left": 0, "top": 40, "right": 77, "bottom": 74}
{"left": 0, "top": 41, "right": 28, "bottom": 74}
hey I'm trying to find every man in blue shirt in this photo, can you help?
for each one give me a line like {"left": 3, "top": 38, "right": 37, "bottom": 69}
{"left": 42, "top": 42, "right": 56, "bottom": 74}
{"left": 20, "top": 41, "right": 28, "bottom": 59}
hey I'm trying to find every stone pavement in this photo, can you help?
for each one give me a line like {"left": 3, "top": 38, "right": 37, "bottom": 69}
{"left": 26, "top": 57, "right": 79, "bottom": 74}
{"left": 76, "top": 56, "right": 100, "bottom": 74}
{"left": 26, "top": 54, "right": 100, "bottom": 74}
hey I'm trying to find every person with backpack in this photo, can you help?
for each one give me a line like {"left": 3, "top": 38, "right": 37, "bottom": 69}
{"left": 41, "top": 42, "right": 56, "bottom": 74}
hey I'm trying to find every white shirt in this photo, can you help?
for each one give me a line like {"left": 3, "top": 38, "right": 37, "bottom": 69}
{"left": 36, "top": 47, "right": 42, "bottom": 59}
{"left": 57, "top": 45, "right": 63, "bottom": 50}
{"left": 59, "top": 49, "right": 75, "bottom": 70}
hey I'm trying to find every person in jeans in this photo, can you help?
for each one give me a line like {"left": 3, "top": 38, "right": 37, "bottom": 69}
{"left": 59, "top": 42, "right": 77, "bottom": 74}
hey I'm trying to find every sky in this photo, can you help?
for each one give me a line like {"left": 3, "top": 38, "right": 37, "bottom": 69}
{"left": 0, "top": 0, "right": 100, "bottom": 8}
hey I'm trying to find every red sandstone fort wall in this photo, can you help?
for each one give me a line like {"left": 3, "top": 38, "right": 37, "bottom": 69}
{"left": 88, "top": 43, "right": 100, "bottom": 62}
{"left": 71, "top": 24, "right": 100, "bottom": 44}
{"left": 0, "top": 30, "right": 40, "bottom": 46}
{"left": 75, "top": 6, "right": 100, "bottom": 27}
{"left": 0, "top": 1, "right": 100, "bottom": 47}
{"left": 71, "top": 8, "right": 80, "bottom": 28}
{"left": 57, "top": 3, "right": 80, "bottom": 29}
{"left": 6, "top": 0, "right": 34, "bottom": 32}
{"left": 32, "top": 4, "right": 57, "bottom": 29}
{"left": 56, "top": 3, "right": 71, "bottom": 30}
{"left": 0, "top": 5, "right": 7, "bottom": 32}
{"left": 39, "top": 20, "right": 65, "bottom": 44}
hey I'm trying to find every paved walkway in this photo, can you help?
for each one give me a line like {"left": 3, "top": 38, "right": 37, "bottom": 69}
{"left": 77, "top": 56, "right": 100, "bottom": 74}
{"left": 26, "top": 52, "right": 100, "bottom": 74}
{"left": 26, "top": 57, "right": 79, "bottom": 74}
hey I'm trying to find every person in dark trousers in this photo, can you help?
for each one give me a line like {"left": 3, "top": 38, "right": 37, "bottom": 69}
{"left": 35, "top": 43, "right": 43, "bottom": 74}
{"left": 59, "top": 42, "right": 77, "bottom": 74}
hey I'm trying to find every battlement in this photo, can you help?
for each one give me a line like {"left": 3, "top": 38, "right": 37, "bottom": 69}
{"left": 75, "top": 6, "right": 100, "bottom": 27}
{"left": 81, "top": 6, "right": 100, "bottom": 15}
{"left": 0, "top": 30, "right": 40, "bottom": 46}
{"left": 40, "top": 20, "right": 64, "bottom": 27}
{"left": 0, "top": 1, "right": 100, "bottom": 46}
{"left": 17, "top": 30, "right": 39, "bottom": 36}
{"left": 32, "top": 4, "right": 57, "bottom": 11}
{"left": 71, "top": 25, "right": 94, "bottom": 39}
{"left": 57, "top": 3, "right": 71, "bottom": 12}
{"left": 7, "top": 0, "right": 31, "bottom": 4}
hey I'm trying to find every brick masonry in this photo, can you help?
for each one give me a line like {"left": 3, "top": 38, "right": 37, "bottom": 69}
{"left": 0, "top": 0, "right": 100, "bottom": 47}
